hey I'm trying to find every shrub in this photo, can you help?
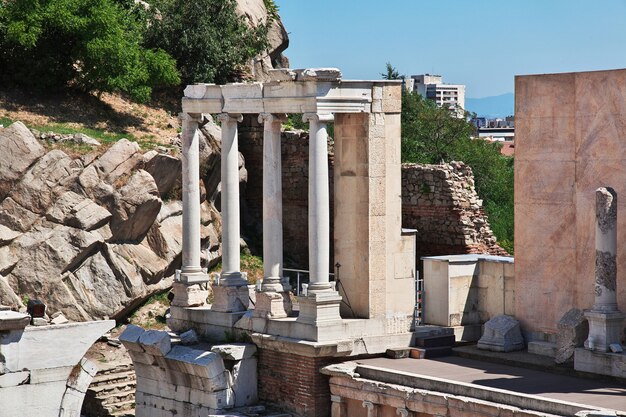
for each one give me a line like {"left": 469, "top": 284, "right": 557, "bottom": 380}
{"left": 0, "top": 0, "right": 180, "bottom": 102}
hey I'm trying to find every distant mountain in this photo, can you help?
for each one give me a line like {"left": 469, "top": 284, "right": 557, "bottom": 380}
{"left": 465, "top": 93, "right": 514, "bottom": 118}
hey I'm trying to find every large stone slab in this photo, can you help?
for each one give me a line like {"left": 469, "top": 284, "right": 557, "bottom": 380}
{"left": 555, "top": 308, "right": 589, "bottom": 364}
{"left": 477, "top": 315, "right": 525, "bottom": 352}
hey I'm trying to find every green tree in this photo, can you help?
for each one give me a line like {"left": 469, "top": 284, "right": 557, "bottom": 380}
{"left": 400, "top": 89, "right": 514, "bottom": 252}
{"left": 0, "top": 0, "right": 180, "bottom": 102}
{"left": 146, "top": 0, "right": 270, "bottom": 84}
{"left": 381, "top": 62, "right": 402, "bottom": 80}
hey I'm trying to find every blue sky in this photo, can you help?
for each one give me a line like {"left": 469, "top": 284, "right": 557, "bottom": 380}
{"left": 274, "top": 0, "right": 626, "bottom": 98}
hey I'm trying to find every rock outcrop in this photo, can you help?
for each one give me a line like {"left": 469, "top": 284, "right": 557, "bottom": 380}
{"left": 235, "top": 0, "right": 290, "bottom": 80}
{"left": 0, "top": 121, "right": 237, "bottom": 321}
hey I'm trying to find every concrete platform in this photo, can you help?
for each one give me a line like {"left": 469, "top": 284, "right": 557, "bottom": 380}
{"left": 355, "top": 356, "right": 626, "bottom": 413}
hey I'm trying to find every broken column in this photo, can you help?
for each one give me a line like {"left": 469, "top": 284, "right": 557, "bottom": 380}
{"left": 212, "top": 113, "right": 249, "bottom": 313}
{"left": 296, "top": 113, "right": 342, "bottom": 325}
{"left": 584, "top": 187, "right": 625, "bottom": 352}
{"left": 172, "top": 113, "right": 209, "bottom": 307}
{"left": 254, "top": 113, "right": 291, "bottom": 318}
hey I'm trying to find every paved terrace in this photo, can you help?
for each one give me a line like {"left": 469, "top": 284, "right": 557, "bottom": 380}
{"left": 356, "top": 356, "right": 626, "bottom": 413}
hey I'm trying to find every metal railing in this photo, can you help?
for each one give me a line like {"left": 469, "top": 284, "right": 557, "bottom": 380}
{"left": 283, "top": 268, "right": 334, "bottom": 296}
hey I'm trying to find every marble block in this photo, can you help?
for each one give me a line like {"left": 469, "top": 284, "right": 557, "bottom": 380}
{"left": 477, "top": 315, "right": 525, "bottom": 352}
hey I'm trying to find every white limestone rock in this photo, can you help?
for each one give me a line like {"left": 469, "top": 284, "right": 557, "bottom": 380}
{"left": 477, "top": 315, "right": 525, "bottom": 352}
{"left": 0, "top": 225, "right": 21, "bottom": 246}
{"left": 92, "top": 138, "right": 142, "bottom": 183}
{"left": 119, "top": 324, "right": 146, "bottom": 352}
{"left": 110, "top": 170, "right": 162, "bottom": 241}
{"left": 179, "top": 329, "right": 199, "bottom": 345}
{"left": 0, "top": 121, "right": 45, "bottom": 200}
{"left": 0, "top": 311, "right": 30, "bottom": 331}
{"left": 144, "top": 153, "right": 182, "bottom": 198}
{"left": 555, "top": 308, "right": 589, "bottom": 364}
{"left": 46, "top": 191, "right": 112, "bottom": 230}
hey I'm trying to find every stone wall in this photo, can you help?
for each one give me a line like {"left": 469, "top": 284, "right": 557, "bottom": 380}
{"left": 402, "top": 162, "right": 507, "bottom": 260}
{"left": 515, "top": 69, "right": 626, "bottom": 336}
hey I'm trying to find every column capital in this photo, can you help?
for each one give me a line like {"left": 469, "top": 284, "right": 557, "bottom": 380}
{"left": 180, "top": 112, "right": 203, "bottom": 123}
{"left": 258, "top": 112, "right": 287, "bottom": 124}
{"left": 218, "top": 113, "right": 243, "bottom": 123}
{"left": 302, "top": 112, "right": 334, "bottom": 124}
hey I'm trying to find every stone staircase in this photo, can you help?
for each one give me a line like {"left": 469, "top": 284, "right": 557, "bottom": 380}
{"left": 83, "top": 360, "right": 136, "bottom": 417}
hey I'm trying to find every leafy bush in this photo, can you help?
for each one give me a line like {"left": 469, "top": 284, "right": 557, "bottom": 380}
{"left": 145, "top": 0, "right": 270, "bottom": 84}
{"left": 400, "top": 90, "right": 514, "bottom": 252}
{"left": 0, "top": 0, "right": 180, "bottom": 102}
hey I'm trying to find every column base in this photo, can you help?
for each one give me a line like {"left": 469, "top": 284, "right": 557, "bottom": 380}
{"left": 177, "top": 269, "right": 209, "bottom": 284}
{"left": 296, "top": 291, "right": 342, "bottom": 326}
{"left": 220, "top": 271, "right": 248, "bottom": 287}
{"left": 211, "top": 284, "right": 250, "bottom": 313}
{"left": 171, "top": 282, "right": 208, "bottom": 307}
{"left": 253, "top": 291, "right": 289, "bottom": 319}
{"left": 583, "top": 309, "right": 626, "bottom": 352}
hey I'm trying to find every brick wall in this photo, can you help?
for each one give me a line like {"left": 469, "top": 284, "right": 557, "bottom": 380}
{"left": 402, "top": 162, "right": 508, "bottom": 260}
{"left": 257, "top": 348, "right": 336, "bottom": 417}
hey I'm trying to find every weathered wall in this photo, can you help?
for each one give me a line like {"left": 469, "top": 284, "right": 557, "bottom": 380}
{"left": 402, "top": 162, "right": 507, "bottom": 260}
{"left": 515, "top": 69, "right": 626, "bottom": 336}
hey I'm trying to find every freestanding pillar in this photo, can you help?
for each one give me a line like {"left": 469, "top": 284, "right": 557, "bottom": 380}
{"left": 172, "top": 113, "right": 209, "bottom": 307}
{"left": 584, "top": 187, "right": 625, "bottom": 352}
{"left": 254, "top": 113, "right": 292, "bottom": 318}
{"left": 212, "top": 113, "right": 249, "bottom": 313}
{"left": 296, "top": 113, "right": 342, "bottom": 325}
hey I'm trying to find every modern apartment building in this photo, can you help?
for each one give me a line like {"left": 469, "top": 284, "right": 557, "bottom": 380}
{"left": 410, "top": 74, "right": 466, "bottom": 117}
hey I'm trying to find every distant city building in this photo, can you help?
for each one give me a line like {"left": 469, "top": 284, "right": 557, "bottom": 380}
{"left": 410, "top": 74, "right": 466, "bottom": 117}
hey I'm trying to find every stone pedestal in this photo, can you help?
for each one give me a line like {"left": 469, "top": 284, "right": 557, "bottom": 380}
{"left": 253, "top": 291, "right": 287, "bottom": 319}
{"left": 583, "top": 310, "right": 625, "bottom": 352}
{"left": 211, "top": 284, "right": 249, "bottom": 313}
{"left": 171, "top": 282, "right": 209, "bottom": 307}
{"left": 297, "top": 291, "right": 343, "bottom": 326}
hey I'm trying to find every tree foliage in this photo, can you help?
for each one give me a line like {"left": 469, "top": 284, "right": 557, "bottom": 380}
{"left": 0, "top": 0, "right": 180, "bottom": 102}
{"left": 381, "top": 62, "right": 401, "bottom": 80}
{"left": 400, "top": 89, "right": 514, "bottom": 252}
{"left": 145, "top": 0, "right": 270, "bottom": 85}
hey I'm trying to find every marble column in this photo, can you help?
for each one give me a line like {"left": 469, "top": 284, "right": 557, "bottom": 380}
{"left": 296, "top": 113, "right": 342, "bottom": 325}
{"left": 171, "top": 113, "right": 208, "bottom": 307}
{"left": 306, "top": 112, "right": 333, "bottom": 293}
{"left": 254, "top": 113, "right": 291, "bottom": 318}
{"left": 584, "top": 187, "right": 625, "bottom": 352}
{"left": 211, "top": 113, "right": 249, "bottom": 313}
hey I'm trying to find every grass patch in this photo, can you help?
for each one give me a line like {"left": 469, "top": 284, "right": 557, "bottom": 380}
{"left": 1, "top": 116, "right": 169, "bottom": 152}
{"left": 209, "top": 251, "right": 264, "bottom": 285}
{"left": 128, "top": 290, "right": 170, "bottom": 330}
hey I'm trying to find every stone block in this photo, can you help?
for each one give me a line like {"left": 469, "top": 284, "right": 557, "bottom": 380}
{"left": 232, "top": 358, "right": 258, "bottom": 407}
{"left": 119, "top": 324, "right": 146, "bottom": 352}
{"left": 166, "top": 345, "right": 226, "bottom": 380}
{"left": 0, "top": 311, "right": 30, "bottom": 331}
{"left": 298, "top": 68, "right": 342, "bottom": 81}
{"left": 574, "top": 347, "right": 626, "bottom": 378}
{"left": 477, "top": 315, "right": 525, "bottom": 352}
{"left": 139, "top": 330, "right": 172, "bottom": 356}
{"left": 555, "top": 308, "right": 588, "bottom": 364}
{"left": 385, "top": 348, "right": 410, "bottom": 359}
{"left": 211, "top": 343, "right": 257, "bottom": 361}
{"left": 179, "top": 328, "right": 199, "bottom": 345}
{"left": 171, "top": 282, "right": 208, "bottom": 307}
{"left": 527, "top": 341, "right": 556, "bottom": 357}
{"left": 211, "top": 284, "right": 249, "bottom": 312}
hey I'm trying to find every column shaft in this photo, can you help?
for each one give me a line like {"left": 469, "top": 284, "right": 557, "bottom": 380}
{"left": 594, "top": 187, "right": 618, "bottom": 311}
{"left": 260, "top": 113, "right": 285, "bottom": 291}
{"left": 179, "top": 113, "right": 206, "bottom": 283}
{"left": 305, "top": 113, "right": 333, "bottom": 293}
{"left": 219, "top": 113, "right": 245, "bottom": 285}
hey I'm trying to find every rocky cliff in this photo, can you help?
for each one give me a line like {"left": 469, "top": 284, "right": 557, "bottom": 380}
{"left": 0, "top": 120, "right": 237, "bottom": 321}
